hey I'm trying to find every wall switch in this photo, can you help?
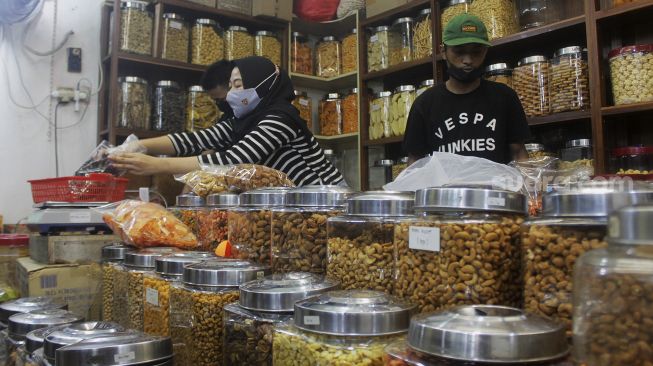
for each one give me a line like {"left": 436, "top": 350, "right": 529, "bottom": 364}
{"left": 67, "top": 48, "right": 82, "bottom": 73}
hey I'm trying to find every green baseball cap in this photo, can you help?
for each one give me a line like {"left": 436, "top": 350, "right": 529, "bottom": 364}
{"left": 443, "top": 13, "right": 491, "bottom": 46}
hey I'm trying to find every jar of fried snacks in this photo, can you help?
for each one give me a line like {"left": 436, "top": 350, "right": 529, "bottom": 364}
{"left": 513, "top": 55, "right": 551, "bottom": 117}
{"left": 484, "top": 63, "right": 513, "bottom": 88}
{"left": 608, "top": 44, "right": 653, "bottom": 106}
{"left": 291, "top": 32, "right": 313, "bottom": 75}
{"left": 368, "top": 26, "right": 390, "bottom": 72}
{"left": 470, "top": 0, "right": 519, "bottom": 41}
{"left": 169, "top": 194, "right": 205, "bottom": 247}
{"left": 162, "top": 13, "right": 189, "bottom": 63}
{"left": 199, "top": 193, "right": 239, "bottom": 253}
{"left": 413, "top": 8, "right": 432, "bottom": 59}
{"left": 101, "top": 243, "right": 130, "bottom": 323}
{"left": 191, "top": 18, "right": 224, "bottom": 65}
{"left": 291, "top": 90, "right": 312, "bottom": 129}
{"left": 255, "top": 31, "right": 281, "bottom": 67}
{"left": 369, "top": 91, "right": 392, "bottom": 140}
{"left": 551, "top": 46, "right": 590, "bottom": 113}
{"left": 119, "top": 1, "right": 153, "bottom": 56}
{"left": 153, "top": 80, "right": 185, "bottom": 132}
{"left": 560, "top": 139, "right": 593, "bottom": 172}
{"left": 390, "top": 85, "right": 416, "bottom": 137}
{"left": 342, "top": 28, "right": 358, "bottom": 74}
{"left": 319, "top": 92, "right": 342, "bottom": 136}
{"left": 317, "top": 36, "right": 341, "bottom": 78}
{"left": 225, "top": 25, "right": 253, "bottom": 61}
{"left": 441, "top": 0, "right": 472, "bottom": 36}
{"left": 117, "top": 76, "right": 150, "bottom": 129}
{"left": 186, "top": 85, "right": 220, "bottom": 132}
{"left": 342, "top": 88, "right": 358, "bottom": 134}
{"left": 389, "top": 17, "right": 414, "bottom": 66}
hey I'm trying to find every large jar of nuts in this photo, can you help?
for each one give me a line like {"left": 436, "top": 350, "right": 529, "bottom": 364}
{"left": 573, "top": 205, "right": 653, "bottom": 366}
{"left": 119, "top": 1, "right": 152, "bottom": 56}
{"left": 224, "top": 272, "right": 339, "bottom": 365}
{"left": 471, "top": 0, "right": 519, "bottom": 41}
{"left": 191, "top": 19, "right": 224, "bottom": 66}
{"left": 368, "top": 26, "right": 391, "bottom": 72}
{"left": 341, "top": 29, "right": 357, "bottom": 74}
{"left": 291, "top": 32, "right": 313, "bottom": 75}
{"left": 559, "top": 138, "right": 593, "bottom": 172}
{"left": 551, "top": 46, "right": 590, "bottom": 113}
{"left": 342, "top": 88, "right": 358, "bottom": 134}
{"left": 161, "top": 13, "right": 189, "bottom": 63}
{"left": 395, "top": 187, "right": 526, "bottom": 313}
{"left": 316, "top": 36, "right": 341, "bottom": 78}
{"left": 225, "top": 26, "right": 254, "bottom": 61}
{"left": 117, "top": 76, "right": 150, "bottom": 129}
{"left": 484, "top": 63, "right": 513, "bottom": 88}
{"left": 152, "top": 80, "right": 186, "bottom": 132}
{"left": 416, "top": 79, "right": 434, "bottom": 97}
{"left": 101, "top": 243, "right": 130, "bottom": 322}
{"left": 291, "top": 90, "right": 312, "bottom": 129}
{"left": 513, "top": 55, "right": 551, "bottom": 117}
{"left": 612, "top": 146, "right": 653, "bottom": 174}
{"left": 390, "top": 85, "right": 416, "bottom": 137}
{"left": 441, "top": 0, "right": 472, "bottom": 36}
{"left": 169, "top": 194, "right": 205, "bottom": 248}
{"left": 169, "top": 260, "right": 270, "bottom": 366}
{"left": 199, "top": 193, "right": 238, "bottom": 253}
{"left": 525, "top": 142, "right": 555, "bottom": 159}
{"left": 608, "top": 44, "right": 653, "bottom": 106}
{"left": 389, "top": 17, "right": 414, "bottom": 66}
{"left": 186, "top": 85, "right": 220, "bottom": 132}
{"left": 228, "top": 188, "right": 289, "bottom": 265}
{"left": 384, "top": 305, "right": 572, "bottom": 366}
{"left": 327, "top": 192, "right": 414, "bottom": 293}
{"left": 273, "top": 290, "right": 414, "bottom": 365}
{"left": 271, "top": 186, "right": 352, "bottom": 274}
{"left": 369, "top": 91, "right": 392, "bottom": 140}
{"left": 413, "top": 8, "right": 433, "bottom": 60}
{"left": 41, "top": 321, "right": 126, "bottom": 365}
{"left": 255, "top": 31, "right": 282, "bottom": 67}
{"left": 319, "top": 92, "right": 343, "bottom": 136}
{"left": 521, "top": 182, "right": 653, "bottom": 337}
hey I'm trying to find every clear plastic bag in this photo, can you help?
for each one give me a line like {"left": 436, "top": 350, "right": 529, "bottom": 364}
{"left": 176, "top": 164, "right": 295, "bottom": 197}
{"left": 76, "top": 134, "right": 146, "bottom": 176}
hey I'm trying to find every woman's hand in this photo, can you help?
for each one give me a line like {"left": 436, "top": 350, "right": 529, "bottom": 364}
{"left": 109, "top": 153, "right": 166, "bottom": 175}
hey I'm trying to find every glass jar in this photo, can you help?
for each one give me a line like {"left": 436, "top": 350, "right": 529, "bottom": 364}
{"left": 271, "top": 186, "right": 352, "bottom": 274}
{"left": 513, "top": 55, "right": 551, "bottom": 117}
{"left": 0, "top": 235, "right": 28, "bottom": 295}
{"left": 517, "top": 0, "right": 560, "bottom": 30}
{"left": 101, "top": 243, "right": 130, "bottom": 322}
{"left": 319, "top": 93, "right": 342, "bottom": 136}
{"left": 119, "top": 1, "right": 152, "bottom": 56}
{"left": 389, "top": 17, "right": 414, "bottom": 66}
{"left": 161, "top": 13, "right": 189, "bottom": 62}
{"left": 317, "top": 36, "right": 341, "bottom": 78}
{"left": 152, "top": 80, "right": 185, "bottom": 132}
{"left": 199, "top": 193, "right": 239, "bottom": 253}
{"left": 413, "top": 8, "right": 432, "bottom": 59}
{"left": 368, "top": 26, "right": 390, "bottom": 72}
{"left": 484, "top": 63, "right": 513, "bottom": 88}
{"left": 169, "top": 260, "right": 269, "bottom": 366}
{"left": 41, "top": 321, "right": 125, "bottom": 365}
{"left": 291, "top": 90, "right": 312, "bottom": 129}
{"left": 341, "top": 29, "right": 357, "bottom": 74}
{"left": 225, "top": 25, "right": 253, "bottom": 61}
{"left": 395, "top": 187, "right": 526, "bottom": 313}
{"left": 608, "top": 44, "right": 653, "bottom": 106}
{"left": 255, "top": 31, "right": 281, "bottom": 67}
{"left": 117, "top": 76, "right": 150, "bottom": 129}
{"left": 524, "top": 142, "right": 555, "bottom": 159}
{"left": 327, "top": 192, "right": 414, "bottom": 293}
{"left": 291, "top": 32, "right": 313, "bottom": 75}
{"left": 169, "top": 194, "right": 205, "bottom": 247}
{"left": 471, "top": 0, "right": 519, "bottom": 41}
{"left": 369, "top": 91, "right": 392, "bottom": 140}
{"left": 441, "top": 0, "right": 472, "bottom": 36}
{"left": 384, "top": 305, "right": 571, "bottom": 366}
{"left": 559, "top": 139, "right": 593, "bottom": 172}
{"left": 573, "top": 205, "right": 653, "bottom": 366}
{"left": 191, "top": 19, "right": 224, "bottom": 66}
{"left": 224, "top": 272, "right": 338, "bottom": 365}
{"left": 416, "top": 79, "right": 434, "bottom": 97}
{"left": 390, "top": 85, "right": 416, "bottom": 137}
{"left": 551, "top": 46, "right": 590, "bottom": 113}
{"left": 612, "top": 146, "right": 653, "bottom": 174}
{"left": 273, "top": 290, "right": 414, "bottom": 365}
{"left": 342, "top": 88, "right": 358, "bottom": 134}
{"left": 374, "top": 159, "right": 395, "bottom": 186}
{"left": 392, "top": 157, "right": 410, "bottom": 180}
{"left": 228, "top": 188, "right": 289, "bottom": 265}
{"left": 186, "top": 85, "right": 219, "bottom": 132}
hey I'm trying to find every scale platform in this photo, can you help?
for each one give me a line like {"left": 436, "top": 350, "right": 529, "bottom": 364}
{"left": 27, "top": 201, "right": 111, "bottom": 235}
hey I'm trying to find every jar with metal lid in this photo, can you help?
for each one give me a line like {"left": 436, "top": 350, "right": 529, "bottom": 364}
{"left": 227, "top": 188, "right": 289, "bottom": 265}
{"left": 413, "top": 8, "right": 432, "bottom": 59}
{"left": 525, "top": 142, "right": 555, "bottom": 159}
{"left": 101, "top": 243, "right": 130, "bottom": 322}
{"left": 119, "top": 1, "right": 152, "bottom": 55}
{"left": 225, "top": 25, "right": 253, "bottom": 61}
{"left": 342, "top": 88, "right": 358, "bottom": 134}
{"left": 153, "top": 80, "right": 185, "bottom": 132}
{"left": 608, "top": 44, "right": 653, "bottom": 106}
{"left": 514, "top": 55, "right": 551, "bottom": 117}
{"left": 191, "top": 18, "right": 224, "bottom": 65}
{"left": 369, "top": 91, "right": 392, "bottom": 140}
{"left": 559, "top": 139, "right": 593, "bottom": 172}
{"left": 319, "top": 92, "right": 342, "bottom": 136}
{"left": 271, "top": 186, "right": 353, "bottom": 274}
{"left": 521, "top": 182, "right": 653, "bottom": 337}
{"left": 573, "top": 205, "right": 653, "bottom": 366}
{"left": 291, "top": 32, "right": 313, "bottom": 75}
{"left": 169, "top": 194, "right": 206, "bottom": 247}
{"left": 517, "top": 0, "right": 560, "bottom": 30}
{"left": 42, "top": 321, "right": 124, "bottom": 365}
{"left": 612, "top": 146, "right": 653, "bottom": 174}
{"left": 368, "top": 25, "right": 390, "bottom": 72}
{"left": 186, "top": 85, "right": 219, "bottom": 132}
{"left": 441, "top": 0, "right": 472, "bottom": 36}
{"left": 199, "top": 193, "right": 239, "bottom": 252}
{"left": 342, "top": 29, "right": 357, "bottom": 74}
{"left": 327, "top": 192, "right": 414, "bottom": 293}
{"left": 291, "top": 90, "right": 312, "bottom": 129}
{"left": 161, "top": 13, "right": 189, "bottom": 62}
{"left": 384, "top": 305, "right": 571, "bottom": 366}
{"left": 395, "top": 187, "right": 526, "bottom": 313}
{"left": 416, "top": 79, "right": 434, "bottom": 97}
{"left": 484, "top": 63, "right": 513, "bottom": 88}
{"left": 392, "top": 157, "right": 410, "bottom": 180}
{"left": 255, "top": 31, "right": 281, "bottom": 67}
{"left": 471, "top": 0, "right": 519, "bottom": 41}
{"left": 389, "top": 17, "right": 414, "bottom": 66}
{"left": 390, "top": 85, "right": 416, "bottom": 137}
{"left": 316, "top": 36, "right": 341, "bottom": 78}
{"left": 273, "top": 290, "right": 415, "bottom": 365}
{"left": 169, "top": 260, "right": 270, "bottom": 366}
{"left": 25, "top": 325, "right": 63, "bottom": 357}
{"left": 374, "top": 159, "right": 395, "bottom": 186}
{"left": 117, "top": 76, "right": 150, "bottom": 129}
{"left": 224, "top": 272, "right": 339, "bottom": 365}
{"left": 0, "top": 234, "right": 28, "bottom": 297}
{"left": 551, "top": 46, "right": 590, "bottom": 113}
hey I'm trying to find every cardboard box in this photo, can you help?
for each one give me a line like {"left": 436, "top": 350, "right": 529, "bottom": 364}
{"left": 252, "top": 0, "right": 292, "bottom": 21}
{"left": 16, "top": 257, "right": 102, "bottom": 320}
{"left": 29, "top": 234, "right": 117, "bottom": 264}
{"left": 365, "top": 0, "right": 409, "bottom": 18}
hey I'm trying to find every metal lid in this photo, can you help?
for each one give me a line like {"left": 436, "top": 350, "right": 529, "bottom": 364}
{"left": 392, "top": 17, "right": 414, "bottom": 26}
{"left": 239, "top": 272, "right": 340, "bottom": 313}
{"left": 8, "top": 309, "right": 83, "bottom": 339}
{"left": 395, "top": 85, "right": 416, "bottom": 93}
{"left": 155, "top": 252, "right": 214, "bottom": 276}
{"left": 118, "top": 76, "right": 147, "bottom": 84}
{"left": 156, "top": 80, "right": 180, "bottom": 88}
{"left": 195, "top": 18, "right": 217, "bottom": 26}
{"left": 44, "top": 322, "right": 125, "bottom": 361}
{"left": 228, "top": 25, "right": 248, "bottom": 32}
{"left": 321, "top": 35, "right": 337, "bottom": 42}
{"left": 102, "top": 243, "right": 131, "bottom": 262}
{"left": 55, "top": 332, "right": 173, "bottom": 366}
{"left": 121, "top": 1, "right": 148, "bottom": 10}
{"left": 608, "top": 205, "right": 653, "bottom": 246}
{"left": 566, "top": 138, "right": 591, "bottom": 148}
{"left": 325, "top": 92, "right": 341, "bottom": 100}
{"left": 239, "top": 187, "right": 290, "bottom": 207}
{"left": 525, "top": 143, "right": 545, "bottom": 152}
{"left": 294, "top": 89, "right": 308, "bottom": 97}
{"left": 446, "top": 0, "right": 471, "bottom": 6}
{"left": 408, "top": 305, "right": 569, "bottom": 362}
{"left": 124, "top": 248, "right": 179, "bottom": 269}
{"left": 608, "top": 44, "right": 653, "bottom": 59}
{"left": 415, "top": 187, "right": 527, "bottom": 214}
{"left": 375, "top": 91, "right": 392, "bottom": 98}
{"left": 485, "top": 62, "right": 511, "bottom": 73}
{"left": 420, "top": 79, "right": 435, "bottom": 88}
{"left": 518, "top": 55, "right": 548, "bottom": 66}
{"left": 372, "top": 25, "right": 390, "bottom": 32}
{"left": 294, "top": 290, "right": 415, "bottom": 336}
{"left": 163, "top": 12, "right": 184, "bottom": 20}
{"left": 188, "top": 85, "right": 204, "bottom": 92}
{"left": 554, "top": 46, "right": 585, "bottom": 58}
{"left": 418, "top": 8, "right": 432, "bottom": 16}
{"left": 256, "top": 30, "right": 276, "bottom": 37}
{"left": 0, "top": 297, "right": 67, "bottom": 324}
{"left": 26, "top": 325, "right": 67, "bottom": 353}
{"left": 175, "top": 194, "right": 205, "bottom": 207}
{"left": 183, "top": 260, "right": 271, "bottom": 287}
{"left": 206, "top": 193, "right": 240, "bottom": 207}
{"left": 375, "top": 159, "right": 394, "bottom": 167}
{"left": 346, "top": 191, "right": 414, "bottom": 216}
{"left": 285, "top": 185, "right": 353, "bottom": 207}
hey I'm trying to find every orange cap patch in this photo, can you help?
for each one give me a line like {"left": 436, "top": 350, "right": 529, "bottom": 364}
{"left": 462, "top": 24, "right": 477, "bottom": 33}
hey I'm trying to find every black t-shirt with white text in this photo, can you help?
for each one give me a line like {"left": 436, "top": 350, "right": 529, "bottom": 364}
{"left": 403, "top": 80, "right": 530, "bottom": 164}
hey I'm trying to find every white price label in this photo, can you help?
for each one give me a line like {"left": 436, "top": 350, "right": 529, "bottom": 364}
{"left": 299, "top": 98, "right": 309, "bottom": 106}
{"left": 145, "top": 287, "right": 159, "bottom": 306}
{"left": 371, "top": 104, "right": 381, "bottom": 111}
{"left": 303, "top": 316, "right": 320, "bottom": 325}
{"left": 487, "top": 197, "right": 506, "bottom": 207}
{"left": 409, "top": 226, "right": 440, "bottom": 252}
{"left": 370, "top": 34, "right": 379, "bottom": 43}
{"left": 114, "top": 351, "right": 136, "bottom": 363}
{"left": 69, "top": 211, "right": 91, "bottom": 223}
{"left": 170, "top": 21, "right": 182, "bottom": 30}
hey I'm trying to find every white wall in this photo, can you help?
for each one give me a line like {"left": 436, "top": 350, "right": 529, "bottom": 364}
{"left": 0, "top": 0, "right": 102, "bottom": 224}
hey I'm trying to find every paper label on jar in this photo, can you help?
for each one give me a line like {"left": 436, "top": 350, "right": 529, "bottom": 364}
{"left": 303, "top": 316, "right": 320, "bottom": 325}
{"left": 169, "top": 21, "right": 183, "bottom": 30}
{"left": 146, "top": 287, "right": 159, "bottom": 306}
{"left": 487, "top": 197, "right": 506, "bottom": 207}
{"left": 69, "top": 211, "right": 91, "bottom": 223}
{"left": 114, "top": 351, "right": 136, "bottom": 363}
{"left": 409, "top": 226, "right": 440, "bottom": 252}
{"left": 370, "top": 34, "right": 378, "bottom": 43}
{"left": 299, "top": 98, "right": 309, "bottom": 107}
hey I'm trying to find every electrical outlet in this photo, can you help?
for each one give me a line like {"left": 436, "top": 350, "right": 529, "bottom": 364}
{"left": 67, "top": 48, "right": 82, "bottom": 73}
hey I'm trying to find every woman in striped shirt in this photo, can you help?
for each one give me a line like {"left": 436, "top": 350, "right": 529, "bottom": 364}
{"left": 110, "top": 57, "right": 344, "bottom": 186}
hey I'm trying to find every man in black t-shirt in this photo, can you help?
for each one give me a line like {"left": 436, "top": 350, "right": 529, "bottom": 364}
{"left": 403, "top": 14, "right": 530, "bottom": 164}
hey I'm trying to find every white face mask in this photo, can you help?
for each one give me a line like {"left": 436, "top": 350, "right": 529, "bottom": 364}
{"left": 226, "top": 70, "right": 278, "bottom": 118}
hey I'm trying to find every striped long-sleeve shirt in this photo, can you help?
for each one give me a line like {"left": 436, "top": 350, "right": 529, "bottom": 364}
{"left": 169, "top": 115, "right": 344, "bottom": 186}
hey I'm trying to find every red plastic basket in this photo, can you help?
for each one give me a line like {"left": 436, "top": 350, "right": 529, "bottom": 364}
{"left": 28, "top": 173, "right": 128, "bottom": 203}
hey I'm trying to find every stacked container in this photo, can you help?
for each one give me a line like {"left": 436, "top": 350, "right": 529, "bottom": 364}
{"left": 513, "top": 55, "right": 551, "bottom": 116}
{"left": 319, "top": 93, "right": 343, "bottom": 136}
{"left": 389, "top": 17, "right": 414, "bottom": 66}
{"left": 484, "top": 63, "right": 514, "bottom": 88}
{"left": 152, "top": 80, "right": 186, "bottom": 132}
{"left": 169, "top": 194, "right": 205, "bottom": 247}
{"left": 368, "top": 26, "right": 391, "bottom": 72}
{"left": 119, "top": 1, "right": 153, "bottom": 56}
{"left": 41, "top": 321, "right": 125, "bottom": 365}
{"left": 225, "top": 26, "right": 253, "bottom": 61}
{"left": 550, "top": 46, "right": 590, "bottom": 113}
{"left": 101, "top": 243, "right": 130, "bottom": 322}
{"left": 117, "top": 76, "right": 150, "bottom": 129}
{"left": 199, "top": 193, "right": 239, "bottom": 252}
{"left": 291, "top": 32, "right": 313, "bottom": 75}
{"left": 191, "top": 19, "right": 224, "bottom": 65}
{"left": 161, "top": 13, "right": 189, "bottom": 62}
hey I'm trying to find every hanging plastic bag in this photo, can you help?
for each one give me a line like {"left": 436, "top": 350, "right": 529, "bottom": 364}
{"left": 337, "top": 0, "right": 364, "bottom": 18}
{"left": 294, "top": 0, "right": 341, "bottom": 21}
{"left": 76, "top": 134, "right": 146, "bottom": 176}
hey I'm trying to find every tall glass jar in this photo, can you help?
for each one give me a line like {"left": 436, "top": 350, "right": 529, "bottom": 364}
{"left": 191, "top": 19, "right": 224, "bottom": 65}
{"left": 389, "top": 17, "right": 414, "bottom": 66}
{"left": 390, "top": 85, "right": 416, "bottom": 137}
{"left": 101, "top": 243, "right": 130, "bottom": 322}
{"left": 441, "top": 0, "right": 472, "bottom": 36}
{"left": 551, "top": 46, "right": 590, "bottom": 113}
{"left": 119, "top": 1, "right": 152, "bottom": 56}
{"left": 199, "top": 193, "right": 239, "bottom": 253}
{"left": 291, "top": 90, "right": 312, "bottom": 129}
{"left": 225, "top": 26, "right": 253, "bottom": 61}
{"left": 41, "top": 321, "right": 125, "bottom": 365}
{"left": 573, "top": 205, "right": 653, "bottom": 366}
{"left": 117, "top": 76, "right": 150, "bottom": 129}
{"left": 518, "top": 0, "right": 559, "bottom": 30}
{"left": 395, "top": 187, "right": 526, "bottom": 313}
{"left": 152, "top": 80, "right": 185, "bottom": 132}
{"left": 319, "top": 92, "right": 342, "bottom": 136}
{"left": 255, "top": 31, "right": 281, "bottom": 67}
{"left": 327, "top": 192, "right": 414, "bottom": 293}
{"left": 608, "top": 44, "right": 653, "bottom": 106}
{"left": 513, "top": 55, "right": 551, "bottom": 117}
{"left": 317, "top": 36, "right": 341, "bottom": 78}
{"left": 369, "top": 91, "right": 392, "bottom": 140}
{"left": 291, "top": 32, "right": 313, "bottom": 75}
{"left": 368, "top": 26, "right": 390, "bottom": 72}
{"left": 341, "top": 29, "right": 357, "bottom": 74}
{"left": 271, "top": 186, "right": 352, "bottom": 274}
{"left": 471, "top": 0, "right": 519, "bottom": 41}
{"left": 186, "top": 85, "right": 219, "bottom": 132}
{"left": 416, "top": 79, "right": 434, "bottom": 97}
{"left": 484, "top": 63, "right": 514, "bottom": 88}
{"left": 161, "top": 13, "right": 189, "bottom": 62}
{"left": 560, "top": 138, "right": 593, "bottom": 171}
{"left": 413, "top": 8, "right": 432, "bottom": 59}
{"left": 342, "top": 88, "right": 358, "bottom": 134}
{"left": 169, "top": 194, "right": 205, "bottom": 248}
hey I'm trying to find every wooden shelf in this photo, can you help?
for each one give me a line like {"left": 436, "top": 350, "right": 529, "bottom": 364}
{"left": 360, "top": 0, "right": 431, "bottom": 27}
{"left": 528, "top": 110, "right": 591, "bottom": 126}
{"left": 361, "top": 57, "right": 433, "bottom": 81}
{"left": 596, "top": 0, "right": 653, "bottom": 20}
{"left": 363, "top": 135, "right": 404, "bottom": 146}
{"left": 114, "top": 52, "right": 207, "bottom": 73}
{"left": 114, "top": 128, "right": 169, "bottom": 139}
{"left": 315, "top": 132, "right": 358, "bottom": 140}
{"left": 601, "top": 101, "right": 653, "bottom": 116}
{"left": 291, "top": 12, "right": 357, "bottom": 37}
{"left": 491, "top": 16, "right": 586, "bottom": 47}
{"left": 155, "top": 0, "right": 287, "bottom": 29}
{"left": 290, "top": 71, "right": 358, "bottom": 90}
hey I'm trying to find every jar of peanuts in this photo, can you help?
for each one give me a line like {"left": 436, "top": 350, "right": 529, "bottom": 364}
{"left": 319, "top": 92, "right": 342, "bottom": 136}
{"left": 342, "top": 88, "right": 358, "bottom": 134}
{"left": 291, "top": 32, "right": 313, "bottom": 75}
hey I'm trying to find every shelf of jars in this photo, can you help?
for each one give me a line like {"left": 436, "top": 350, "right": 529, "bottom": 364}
{"left": 290, "top": 71, "right": 358, "bottom": 90}
{"left": 527, "top": 110, "right": 592, "bottom": 126}
{"left": 361, "top": 56, "right": 434, "bottom": 81}
{"left": 109, "top": 51, "right": 208, "bottom": 73}
{"left": 155, "top": 0, "right": 288, "bottom": 29}
{"left": 314, "top": 132, "right": 359, "bottom": 141}
{"left": 363, "top": 135, "right": 405, "bottom": 146}
{"left": 601, "top": 101, "right": 653, "bottom": 116}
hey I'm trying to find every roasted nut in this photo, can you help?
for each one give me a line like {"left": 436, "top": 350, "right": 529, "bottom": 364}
{"left": 470, "top": 0, "right": 519, "bottom": 41}
{"left": 551, "top": 54, "right": 590, "bottom": 113}
{"left": 162, "top": 16, "right": 189, "bottom": 63}
{"left": 112, "top": 266, "right": 131, "bottom": 328}
{"left": 342, "top": 32, "right": 357, "bottom": 73}
{"left": 170, "top": 208, "right": 203, "bottom": 244}
{"left": 225, "top": 27, "right": 254, "bottom": 61}
{"left": 514, "top": 60, "right": 551, "bottom": 117}
{"left": 198, "top": 208, "right": 229, "bottom": 252}
{"left": 609, "top": 49, "right": 653, "bottom": 106}
{"left": 368, "top": 28, "right": 390, "bottom": 72}
{"left": 102, "top": 263, "right": 118, "bottom": 321}
{"left": 120, "top": 7, "right": 152, "bottom": 55}
{"left": 255, "top": 33, "right": 282, "bottom": 67}
{"left": 128, "top": 270, "right": 145, "bottom": 330}
{"left": 229, "top": 209, "right": 273, "bottom": 264}
{"left": 143, "top": 275, "right": 171, "bottom": 336}
{"left": 192, "top": 22, "right": 225, "bottom": 66}
{"left": 559, "top": 159, "right": 594, "bottom": 172}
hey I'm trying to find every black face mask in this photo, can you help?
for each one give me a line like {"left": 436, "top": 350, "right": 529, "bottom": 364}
{"left": 446, "top": 62, "right": 484, "bottom": 83}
